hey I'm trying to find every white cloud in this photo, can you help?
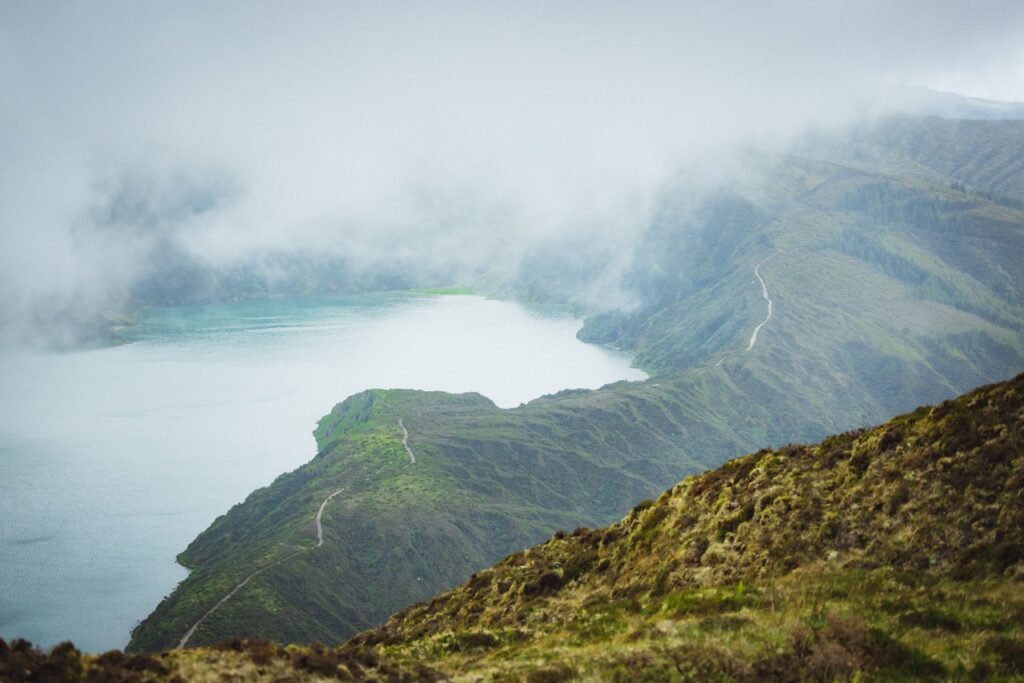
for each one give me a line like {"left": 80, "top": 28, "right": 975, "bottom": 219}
{"left": 1, "top": 0, "right": 1023, "bottom": 326}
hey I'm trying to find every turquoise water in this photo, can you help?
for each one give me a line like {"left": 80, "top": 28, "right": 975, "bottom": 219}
{"left": 0, "top": 294, "right": 644, "bottom": 652}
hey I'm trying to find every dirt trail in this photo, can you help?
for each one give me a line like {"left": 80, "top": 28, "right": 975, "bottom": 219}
{"left": 176, "top": 487, "right": 344, "bottom": 649}
{"left": 315, "top": 489, "right": 345, "bottom": 547}
{"left": 714, "top": 258, "right": 776, "bottom": 368}
{"left": 746, "top": 261, "right": 774, "bottom": 351}
{"left": 399, "top": 418, "right": 416, "bottom": 464}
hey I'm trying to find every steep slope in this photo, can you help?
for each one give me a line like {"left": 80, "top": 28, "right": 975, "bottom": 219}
{"left": 8, "top": 374, "right": 1023, "bottom": 681}
{"left": 357, "top": 373, "right": 1024, "bottom": 681}
{"left": 130, "top": 114, "right": 1024, "bottom": 651}
{"left": 583, "top": 152, "right": 1024, "bottom": 388}
{"left": 127, "top": 382, "right": 767, "bottom": 651}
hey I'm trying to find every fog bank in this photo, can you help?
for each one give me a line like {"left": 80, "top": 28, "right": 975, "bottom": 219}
{"left": 3, "top": 1, "right": 1024, "bottom": 344}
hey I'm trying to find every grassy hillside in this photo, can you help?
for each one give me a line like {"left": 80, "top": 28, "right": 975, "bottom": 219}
{"left": 128, "top": 114, "right": 1024, "bottom": 651}
{"left": 9, "top": 373, "right": 1024, "bottom": 681}
{"left": 127, "top": 382, "right": 765, "bottom": 651}
{"left": 349, "top": 372, "right": 1024, "bottom": 681}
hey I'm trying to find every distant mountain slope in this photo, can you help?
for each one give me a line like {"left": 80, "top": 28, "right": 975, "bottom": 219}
{"left": 10, "top": 373, "right": 1024, "bottom": 681}
{"left": 355, "top": 372, "right": 1024, "bottom": 680}
{"left": 129, "top": 114, "right": 1024, "bottom": 651}
{"left": 582, "top": 146, "right": 1024, "bottom": 416}
{"left": 793, "top": 116, "right": 1024, "bottom": 201}
{"left": 886, "top": 85, "right": 1024, "bottom": 121}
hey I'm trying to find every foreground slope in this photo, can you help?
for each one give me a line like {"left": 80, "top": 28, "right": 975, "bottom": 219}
{"left": 353, "top": 372, "right": 1024, "bottom": 680}
{"left": 130, "top": 114, "right": 1024, "bottom": 650}
{"left": 8, "top": 373, "right": 1023, "bottom": 681}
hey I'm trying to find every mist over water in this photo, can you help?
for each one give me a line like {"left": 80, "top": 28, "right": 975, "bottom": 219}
{"left": 0, "top": 294, "right": 644, "bottom": 652}
{"left": 4, "top": 2, "right": 1024, "bottom": 342}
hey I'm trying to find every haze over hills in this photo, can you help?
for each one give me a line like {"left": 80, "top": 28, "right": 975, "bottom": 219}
{"left": 127, "top": 112, "right": 1024, "bottom": 651}
{"left": 878, "top": 84, "right": 1024, "bottom": 121}
{"left": 4, "top": 2, "right": 1024, "bottom": 354}
{"left": 7, "top": 89, "right": 1023, "bottom": 350}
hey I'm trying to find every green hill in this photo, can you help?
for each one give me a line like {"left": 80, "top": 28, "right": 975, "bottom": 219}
{"left": 127, "top": 114, "right": 1024, "bottom": 651}
{"left": 354, "top": 372, "right": 1024, "bottom": 681}
{"left": 7, "top": 373, "right": 1023, "bottom": 680}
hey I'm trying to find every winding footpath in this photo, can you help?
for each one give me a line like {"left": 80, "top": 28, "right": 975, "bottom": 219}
{"left": 314, "top": 489, "right": 345, "bottom": 547}
{"left": 713, "top": 258, "right": 776, "bottom": 368}
{"left": 178, "top": 421, "right": 417, "bottom": 648}
{"left": 746, "top": 261, "right": 774, "bottom": 351}
{"left": 176, "top": 487, "right": 345, "bottom": 649}
{"left": 399, "top": 418, "right": 416, "bottom": 464}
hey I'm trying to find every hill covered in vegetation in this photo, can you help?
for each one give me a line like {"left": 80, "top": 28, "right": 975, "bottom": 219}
{"left": 8, "top": 373, "right": 1024, "bottom": 680}
{"left": 353, "top": 372, "right": 1024, "bottom": 680}
{"left": 126, "top": 113, "right": 1024, "bottom": 651}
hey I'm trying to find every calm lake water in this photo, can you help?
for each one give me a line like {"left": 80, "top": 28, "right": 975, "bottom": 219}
{"left": 0, "top": 294, "right": 644, "bottom": 652}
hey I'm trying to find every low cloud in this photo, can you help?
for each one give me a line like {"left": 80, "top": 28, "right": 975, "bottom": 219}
{"left": 2, "top": 1, "right": 1024, "bottom": 343}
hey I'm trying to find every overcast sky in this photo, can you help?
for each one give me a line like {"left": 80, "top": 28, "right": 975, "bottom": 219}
{"left": 2, "top": 1, "right": 1024, "bottom": 325}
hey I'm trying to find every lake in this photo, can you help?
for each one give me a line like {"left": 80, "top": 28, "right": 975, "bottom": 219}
{"left": 0, "top": 293, "right": 644, "bottom": 652}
